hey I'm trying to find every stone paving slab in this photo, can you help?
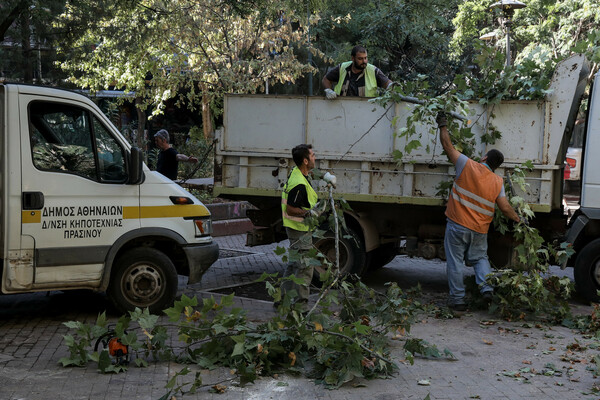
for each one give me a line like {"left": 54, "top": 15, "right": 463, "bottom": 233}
{"left": 0, "top": 234, "right": 598, "bottom": 399}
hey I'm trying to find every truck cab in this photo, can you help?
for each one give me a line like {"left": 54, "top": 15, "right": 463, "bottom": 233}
{"left": 569, "top": 74, "right": 600, "bottom": 301}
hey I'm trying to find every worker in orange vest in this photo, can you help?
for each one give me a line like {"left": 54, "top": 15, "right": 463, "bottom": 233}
{"left": 437, "top": 113, "right": 520, "bottom": 312}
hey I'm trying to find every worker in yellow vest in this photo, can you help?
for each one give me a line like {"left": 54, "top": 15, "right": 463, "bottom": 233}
{"left": 322, "top": 45, "right": 392, "bottom": 99}
{"left": 437, "top": 113, "right": 520, "bottom": 312}
{"left": 280, "top": 144, "right": 325, "bottom": 310}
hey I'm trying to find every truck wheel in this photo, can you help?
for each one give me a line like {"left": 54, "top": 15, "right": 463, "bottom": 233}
{"left": 108, "top": 248, "right": 178, "bottom": 314}
{"left": 574, "top": 239, "right": 600, "bottom": 303}
{"left": 366, "top": 244, "right": 397, "bottom": 271}
{"left": 313, "top": 230, "right": 366, "bottom": 283}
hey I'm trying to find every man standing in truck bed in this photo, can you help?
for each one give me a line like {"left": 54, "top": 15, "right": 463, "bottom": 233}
{"left": 437, "top": 114, "right": 520, "bottom": 312}
{"left": 322, "top": 45, "right": 392, "bottom": 99}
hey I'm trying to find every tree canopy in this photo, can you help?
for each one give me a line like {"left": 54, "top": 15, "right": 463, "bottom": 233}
{"left": 0, "top": 0, "right": 68, "bottom": 83}
{"left": 312, "top": 0, "right": 461, "bottom": 91}
{"left": 451, "top": 0, "right": 600, "bottom": 75}
{"left": 56, "top": 0, "right": 317, "bottom": 115}
{"left": 2, "top": 0, "right": 600, "bottom": 125}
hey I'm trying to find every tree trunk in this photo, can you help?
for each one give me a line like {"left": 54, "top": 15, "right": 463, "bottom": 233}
{"left": 20, "top": 12, "right": 33, "bottom": 83}
{"left": 201, "top": 86, "right": 213, "bottom": 139}
{"left": 135, "top": 96, "right": 147, "bottom": 151}
{"left": 0, "top": 0, "right": 29, "bottom": 42}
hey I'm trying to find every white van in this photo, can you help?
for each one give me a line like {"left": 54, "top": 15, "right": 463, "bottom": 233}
{"left": 1, "top": 83, "right": 219, "bottom": 313}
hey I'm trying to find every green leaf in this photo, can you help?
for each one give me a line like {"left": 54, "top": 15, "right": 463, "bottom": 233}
{"left": 137, "top": 309, "right": 159, "bottom": 332}
{"left": 120, "top": 331, "right": 139, "bottom": 346}
{"left": 63, "top": 321, "right": 83, "bottom": 330}
{"left": 405, "top": 140, "right": 422, "bottom": 153}
{"left": 58, "top": 357, "right": 81, "bottom": 367}
{"left": 135, "top": 358, "right": 149, "bottom": 368}
{"left": 352, "top": 321, "right": 370, "bottom": 335}
{"left": 96, "top": 312, "right": 107, "bottom": 328}
{"left": 231, "top": 342, "right": 245, "bottom": 357}
{"left": 163, "top": 307, "right": 182, "bottom": 322}
{"left": 97, "top": 350, "right": 112, "bottom": 373}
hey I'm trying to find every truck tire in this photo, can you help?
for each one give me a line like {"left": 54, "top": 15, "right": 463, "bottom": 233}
{"left": 366, "top": 244, "right": 397, "bottom": 271}
{"left": 312, "top": 229, "right": 366, "bottom": 284}
{"left": 108, "top": 248, "right": 178, "bottom": 314}
{"left": 574, "top": 239, "right": 600, "bottom": 303}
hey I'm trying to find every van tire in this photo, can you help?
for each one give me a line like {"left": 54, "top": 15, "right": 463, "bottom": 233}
{"left": 574, "top": 239, "right": 600, "bottom": 303}
{"left": 312, "top": 229, "right": 366, "bottom": 285}
{"left": 108, "top": 248, "right": 178, "bottom": 314}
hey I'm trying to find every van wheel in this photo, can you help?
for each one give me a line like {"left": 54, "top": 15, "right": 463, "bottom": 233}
{"left": 312, "top": 229, "right": 366, "bottom": 284}
{"left": 574, "top": 239, "right": 600, "bottom": 303}
{"left": 108, "top": 248, "right": 178, "bottom": 314}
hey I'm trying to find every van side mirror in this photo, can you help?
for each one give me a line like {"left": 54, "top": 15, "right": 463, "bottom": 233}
{"left": 128, "top": 147, "right": 144, "bottom": 184}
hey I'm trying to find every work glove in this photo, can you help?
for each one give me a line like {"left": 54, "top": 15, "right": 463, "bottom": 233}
{"left": 324, "top": 88, "right": 337, "bottom": 100}
{"left": 323, "top": 172, "right": 337, "bottom": 188}
{"left": 306, "top": 200, "right": 327, "bottom": 219}
{"left": 436, "top": 112, "right": 448, "bottom": 128}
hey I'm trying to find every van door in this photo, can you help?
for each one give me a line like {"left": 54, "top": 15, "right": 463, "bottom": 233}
{"left": 18, "top": 97, "right": 140, "bottom": 290}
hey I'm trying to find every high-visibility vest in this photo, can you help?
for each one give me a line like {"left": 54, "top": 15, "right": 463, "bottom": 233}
{"left": 281, "top": 167, "right": 318, "bottom": 232}
{"left": 334, "top": 61, "right": 378, "bottom": 97}
{"left": 445, "top": 159, "right": 503, "bottom": 234}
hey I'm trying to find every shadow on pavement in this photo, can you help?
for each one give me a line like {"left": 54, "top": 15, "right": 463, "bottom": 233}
{"left": 0, "top": 290, "right": 115, "bottom": 320}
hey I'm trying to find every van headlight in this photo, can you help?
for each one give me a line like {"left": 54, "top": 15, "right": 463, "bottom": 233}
{"left": 193, "top": 218, "right": 212, "bottom": 237}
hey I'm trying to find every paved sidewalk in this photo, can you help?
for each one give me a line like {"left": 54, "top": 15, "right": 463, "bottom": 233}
{"left": 0, "top": 234, "right": 598, "bottom": 399}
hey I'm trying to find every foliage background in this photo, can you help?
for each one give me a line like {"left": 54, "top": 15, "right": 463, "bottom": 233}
{"left": 2, "top": 0, "right": 600, "bottom": 157}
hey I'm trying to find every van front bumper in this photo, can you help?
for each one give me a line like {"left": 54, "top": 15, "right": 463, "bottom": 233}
{"left": 184, "top": 241, "right": 220, "bottom": 284}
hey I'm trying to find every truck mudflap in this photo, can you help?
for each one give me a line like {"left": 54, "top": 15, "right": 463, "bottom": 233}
{"left": 184, "top": 242, "right": 220, "bottom": 284}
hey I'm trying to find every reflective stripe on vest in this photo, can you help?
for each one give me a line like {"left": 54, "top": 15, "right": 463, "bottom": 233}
{"left": 334, "top": 61, "right": 378, "bottom": 97}
{"left": 281, "top": 167, "right": 318, "bottom": 232}
{"left": 445, "top": 159, "right": 503, "bottom": 234}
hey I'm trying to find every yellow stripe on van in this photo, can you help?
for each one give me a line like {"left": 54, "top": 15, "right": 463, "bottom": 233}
{"left": 124, "top": 205, "right": 210, "bottom": 219}
{"left": 22, "top": 210, "right": 42, "bottom": 223}
{"left": 122, "top": 206, "right": 139, "bottom": 219}
{"left": 22, "top": 204, "right": 210, "bottom": 224}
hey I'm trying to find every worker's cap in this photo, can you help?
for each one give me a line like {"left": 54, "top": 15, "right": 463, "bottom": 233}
{"left": 154, "top": 129, "right": 169, "bottom": 142}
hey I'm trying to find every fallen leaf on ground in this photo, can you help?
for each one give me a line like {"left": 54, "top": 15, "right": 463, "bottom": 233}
{"left": 288, "top": 352, "right": 296, "bottom": 366}
{"left": 418, "top": 379, "right": 430, "bottom": 386}
{"left": 211, "top": 384, "right": 227, "bottom": 394}
{"left": 483, "top": 339, "right": 493, "bottom": 345}
{"left": 361, "top": 357, "right": 375, "bottom": 369}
